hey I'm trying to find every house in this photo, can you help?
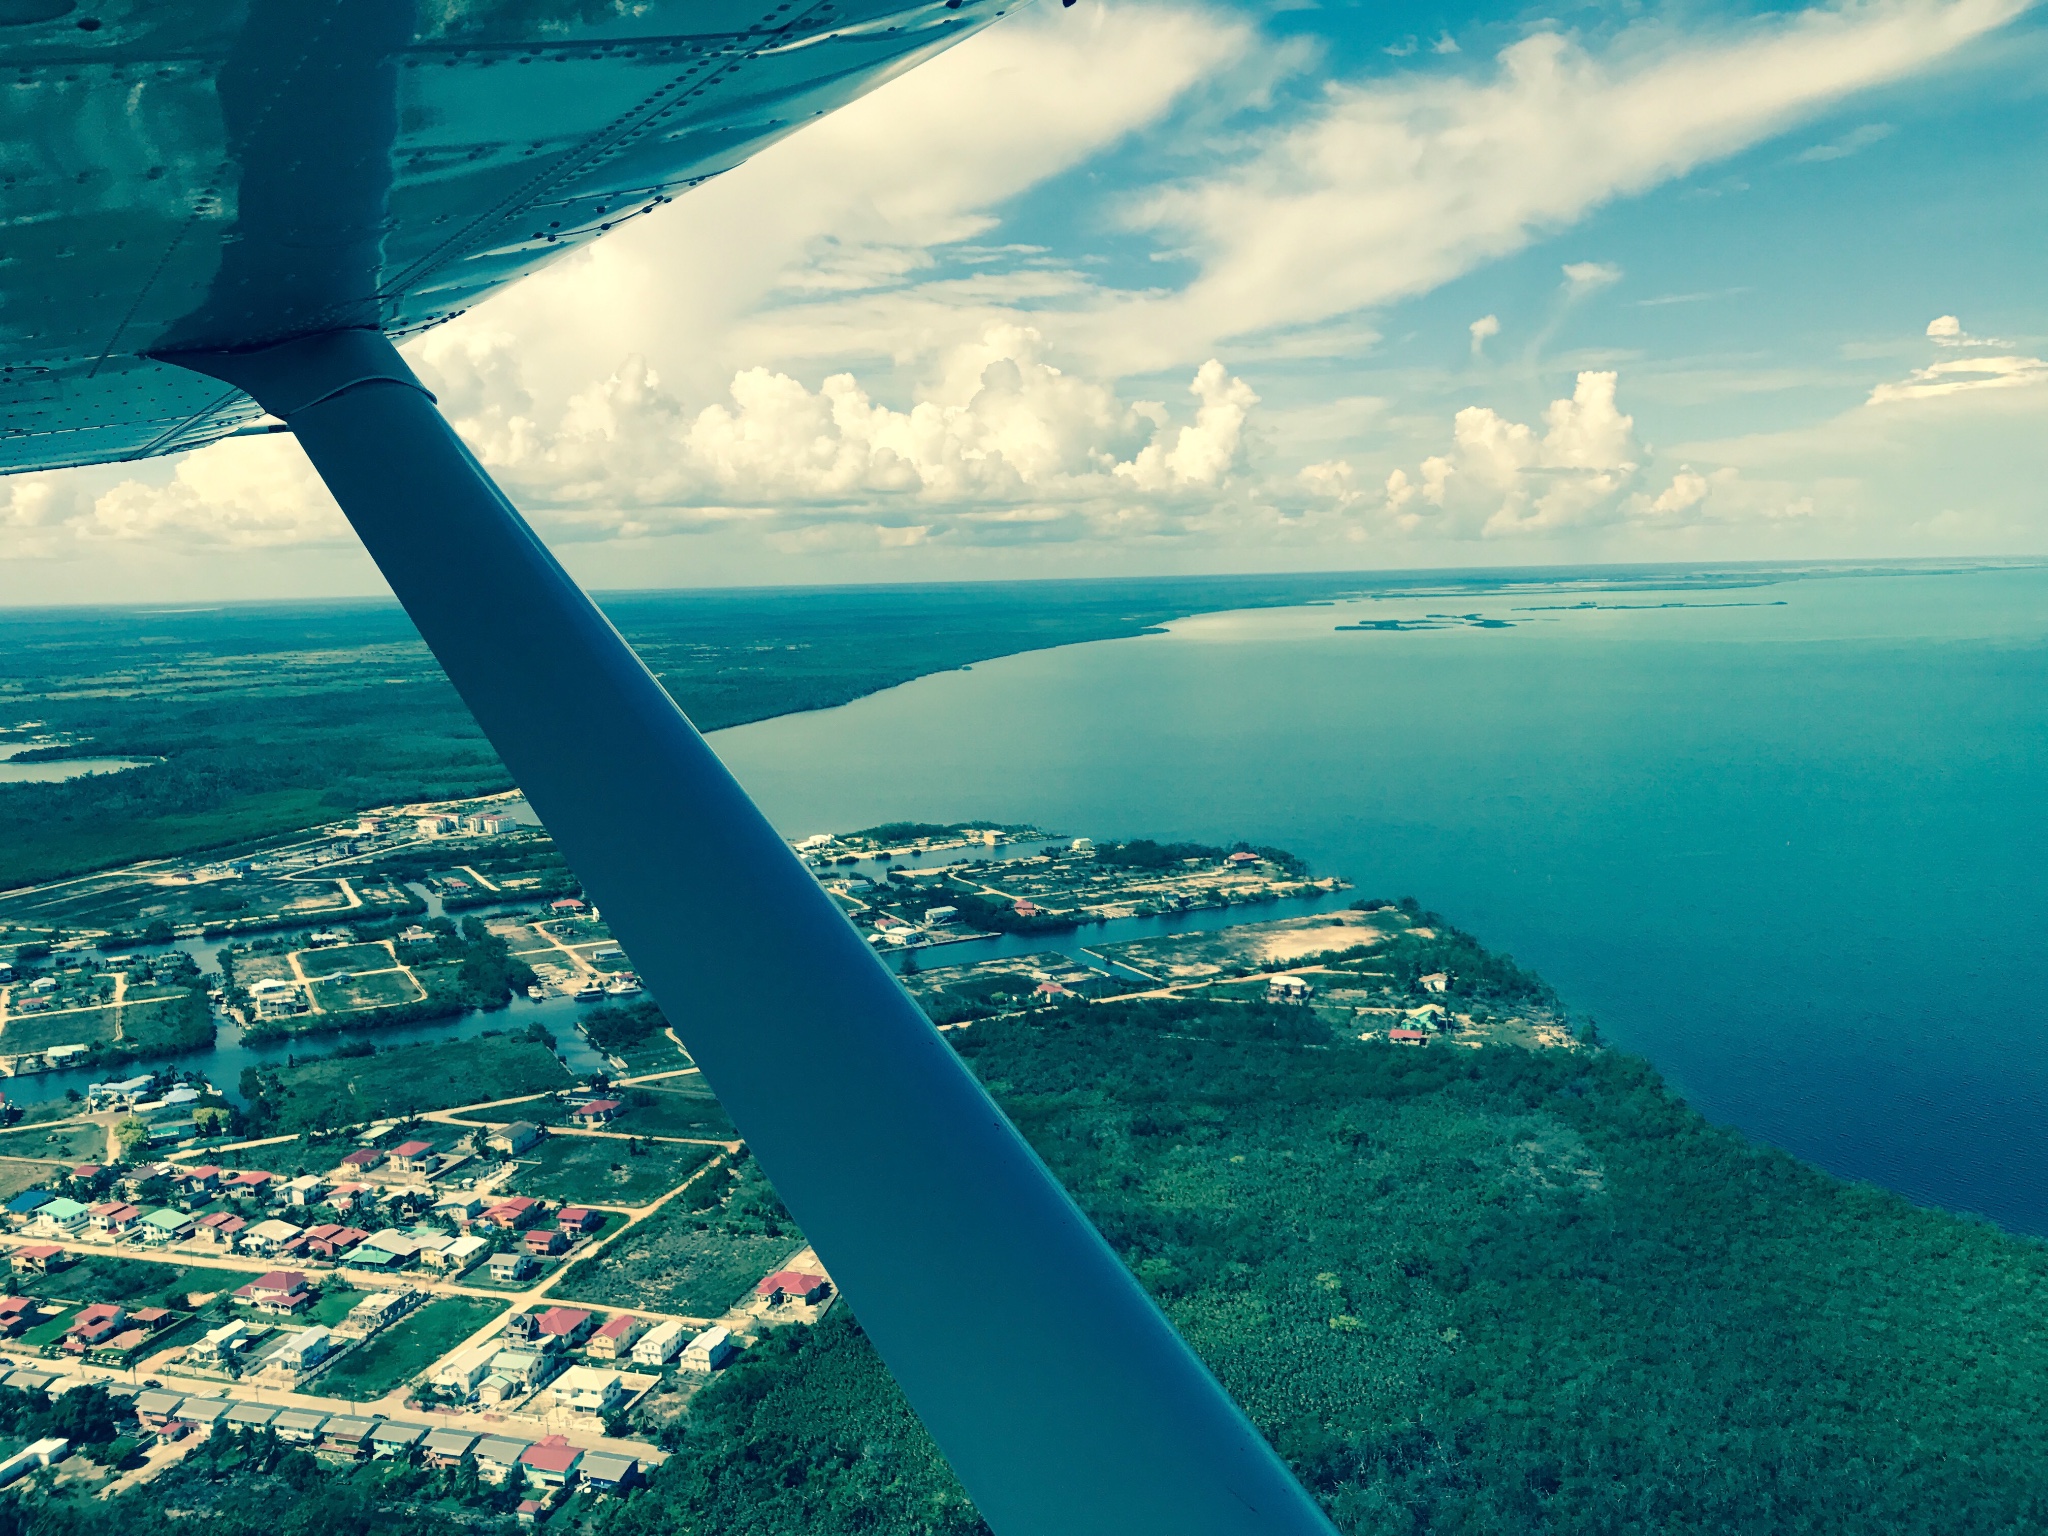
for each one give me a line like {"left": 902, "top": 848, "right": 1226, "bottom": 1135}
{"left": 535, "top": 1306, "right": 594, "bottom": 1346}
{"left": 586, "top": 1314, "right": 645, "bottom": 1359}
{"left": 754, "top": 1269, "right": 831, "bottom": 1307}
{"left": 555, "top": 1206, "right": 602, "bottom": 1236}
{"left": 324, "top": 1181, "right": 372, "bottom": 1214}
{"left": 1012, "top": 899, "right": 1041, "bottom": 918}
{"left": 370, "top": 1420, "right": 427, "bottom": 1460}
{"left": 0, "top": 1296, "right": 37, "bottom": 1338}
{"left": 234, "top": 1270, "right": 314, "bottom": 1314}
{"left": 31, "top": 1198, "right": 88, "bottom": 1237}
{"left": 1225, "top": 850, "right": 1261, "bottom": 866}
{"left": 268, "top": 1325, "right": 334, "bottom": 1374}
{"left": 286, "top": 1174, "right": 328, "bottom": 1206}
{"left": 480, "top": 1195, "right": 539, "bottom": 1228}
{"left": 397, "top": 925, "right": 436, "bottom": 946}
{"left": 435, "top": 1193, "right": 485, "bottom": 1224}
{"left": 423, "top": 1233, "right": 488, "bottom": 1274}
{"left": 318, "top": 1416, "right": 377, "bottom": 1460}
{"left": 297, "top": 1223, "right": 370, "bottom": 1259}
{"left": 387, "top": 1139, "right": 435, "bottom": 1173}
{"left": 679, "top": 1324, "right": 739, "bottom": 1373}
{"left": 632, "top": 1319, "right": 686, "bottom": 1367}
{"left": 200, "top": 1319, "right": 252, "bottom": 1359}
{"left": 350, "top": 1228, "right": 425, "bottom": 1268}
{"left": 10, "top": 1244, "right": 65, "bottom": 1275}
{"left": 1387, "top": 1028, "right": 1429, "bottom": 1046}
{"left": 179, "top": 1165, "right": 223, "bottom": 1197}
{"left": 1266, "top": 974, "right": 1313, "bottom": 1004}
{"left": 338, "top": 1148, "right": 385, "bottom": 1173}
{"left": 487, "top": 1345, "right": 555, "bottom": 1395}
{"left": 473, "top": 1436, "right": 534, "bottom": 1485}
{"left": 568, "top": 1099, "right": 619, "bottom": 1126}
{"left": 488, "top": 1251, "right": 537, "bottom": 1284}
{"left": 134, "top": 1389, "right": 195, "bottom": 1437}
{"left": 548, "top": 898, "right": 585, "bottom": 914}
{"left": 65, "top": 1303, "right": 127, "bottom": 1350}
{"left": 271, "top": 1408, "right": 329, "bottom": 1444}
{"left": 519, "top": 1434, "right": 583, "bottom": 1488}
{"left": 341, "top": 1288, "right": 420, "bottom": 1335}
{"left": 433, "top": 1342, "right": 502, "bottom": 1395}
{"left": 239, "top": 1218, "right": 302, "bottom": 1256}
{"left": 523, "top": 1228, "right": 566, "bottom": 1257}
{"left": 87, "top": 1201, "right": 142, "bottom": 1236}
{"left": 0, "top": 1439, "right": 72, "bottom": 1489}
{"left": 4, "top": 1189, "right": 51, "bottom": 1227}
{"left": 224, "top": 1169, "right": 276, "bottom": 1197}
{"left": 224, "top": 1402, "right": 280, "bottom": 1433}
{"left": 137, "top": 1208, "right": 195, "bottom": 1245}
{"left": 195, "top": 1212, "right": 246, "bottom": 1246}
{"left": 578, "top": 1452, "right": 640, "bottom": 1492}
{"left": 421, "top": 1428, "right": 479, "bottom": 1468}
{"left": 486, "top": 1122, "right": 543, "bottom": 1157}
{"left": 1418, "top": 971, "right": 1450, "bottom": 994}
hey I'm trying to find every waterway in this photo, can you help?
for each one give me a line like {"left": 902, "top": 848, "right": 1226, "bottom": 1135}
{"left": 709, "top": 563, "right": 2048, "bottom": 1236}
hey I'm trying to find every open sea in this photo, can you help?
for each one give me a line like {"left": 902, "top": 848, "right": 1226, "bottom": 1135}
{"left": 711, "top": 564, "right": 2048, "bottom": 1234}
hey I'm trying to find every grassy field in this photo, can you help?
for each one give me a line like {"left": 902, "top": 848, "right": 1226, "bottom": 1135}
{"left": 606, "top": 1084, "right": 738, "bottom": 1142}
{"left": 318, "top": 1295, "right": 508, "bottom": 1401}
{"left": 0, "top": 1122, "right": 107, "bottom": 1162}
{"left": 243, "top": 1034, "right": 573, "bottom": 1133}
{"left": 309, "top": 970, "right": 424, "bottom": 1011}
{"left": 510, "top": 1136, "right": 718, "bottom": 1206}
{"left": 555, "top": 1204, "right": 794, "bottom": 1320}
{"left": 28, "top": 1255, "right": 264, "bottom": 1309}
{"left": 20, "top": 1304, "right": 80, "bottom": 1348}
{"left": 119, "top": 990, "right": 216, "bottom": 1053}
{"left": 298, "top": 943, "right": 396, "bottom": 977}
{"left": 1, "top": 1005, "right": 118, "bottom": 1053}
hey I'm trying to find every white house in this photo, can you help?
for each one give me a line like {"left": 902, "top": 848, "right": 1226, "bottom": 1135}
{"left": 432, "top": 1342, "right": 500, "bottom": 1395}
{"left": 549, "top": 1365, "right": 627, "bottom": 1417}
{"left": 679, "top": 1324, "right": 738, "bottom": 1374}
{"left": 268, "top": 1326, "right": 334, "bottom": 1375}
{"left": 632, "top": 1319, "right": 685, "bottom": 1367}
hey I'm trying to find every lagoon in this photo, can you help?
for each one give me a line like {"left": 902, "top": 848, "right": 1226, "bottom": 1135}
{"left": 712, "top": 563, "right": 2048, "bottom": 1234}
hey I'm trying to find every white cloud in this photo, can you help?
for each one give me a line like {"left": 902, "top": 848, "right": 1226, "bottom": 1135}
{"left": 1793, "top": 120, "right": 1896, "bottom": 161}
{"left": 1867, "top": 354, "right": 2048, "bottom": 402}
{"left": 1103, "top": 0, "right": 2025, "bottom": 365}
{"left": 1469, "top": 314, "right": 1502, "bottom": 356}
{"left": 1922, "top": 313, "right": 2012, "bottom": 347}
{"left": 1562, "top": 261, "right": 1624, "bottom": 295}
{"left": 407, "top": 324, "right": 1261, "bottom": 543}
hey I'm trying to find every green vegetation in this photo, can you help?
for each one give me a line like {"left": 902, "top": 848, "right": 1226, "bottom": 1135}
{"left": 0, "top": 577, "right": 1371, "bottom": 889}
{"left": 233, "top": 918, "right": 534, "bottom": 1043}
{"left": 238, "top": 1030, "right": 570, "bottom": 1134}
{"left": 604, "top": 992, "right": 2048, "bottom": 1535}
{"left": 556, "top": 1158, "right": 795, "bottom": 1318}
{"left": 512, "top": 1134, "right": 719, "bottom": 1206}
{"left": 297, "top": 941, "right": 399, "bottom": 977}
{"left": 319, "top": 1296, "right": 507, "bottom": 1401}
{"left": 26, "top": 1255, "right": 261, "bottom": 1308}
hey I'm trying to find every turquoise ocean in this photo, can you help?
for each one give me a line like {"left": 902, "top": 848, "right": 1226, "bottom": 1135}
{"left": 712, "top": 565, "right": 2048, "bottom": 1233}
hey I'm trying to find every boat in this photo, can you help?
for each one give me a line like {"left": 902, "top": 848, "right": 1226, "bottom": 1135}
{"left": 526, "top": 985, "right": 545, "bottom": 1002}
{"left": 573, "top": 979, "right": 603, "bottom": 1001}
{"left": 604, "top": 976, "right": 643, "bottom": 997}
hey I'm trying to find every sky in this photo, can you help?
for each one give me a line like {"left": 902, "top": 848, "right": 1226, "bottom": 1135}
{"left": 5, "top": 0, "right": 2048, "bottom": 602}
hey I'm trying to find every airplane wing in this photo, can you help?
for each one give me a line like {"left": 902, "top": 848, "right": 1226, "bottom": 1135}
{"left": 0, "top": 6, "right": 1339, "bottom": 1533}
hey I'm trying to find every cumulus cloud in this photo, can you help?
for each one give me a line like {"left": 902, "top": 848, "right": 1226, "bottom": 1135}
{"left": 1102, "top": 0, "right": 2022, "bottom": 365}
{"left": 1469, "top": 314, "right": 1501, "bottom": 357}
{"left": 406, "top": 325, "right": 1261, "bottom": 543}
{"left": 1306, "top": 371, "right": 1765, "bottom": 539}
{"left": 1923, "top": 313, "right": 2011, "bottom": 347}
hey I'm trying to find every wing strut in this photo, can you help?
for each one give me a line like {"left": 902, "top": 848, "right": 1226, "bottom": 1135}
{"left": 165, "top": 329, "right": 1338, "bottom": 1536}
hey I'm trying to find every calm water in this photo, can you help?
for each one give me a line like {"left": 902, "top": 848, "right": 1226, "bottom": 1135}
{"left": 712, "top": 565, "right": 2048, "bottom": 1234}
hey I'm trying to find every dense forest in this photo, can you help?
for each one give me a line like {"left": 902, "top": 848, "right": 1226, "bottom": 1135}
{"left": 602, "top": 998, "right": 2048, "bottom": 1535}
{"left": 0, "top": 575, "right": 1376, "bottom": 888}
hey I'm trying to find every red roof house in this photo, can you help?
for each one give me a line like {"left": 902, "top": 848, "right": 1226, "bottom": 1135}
{"left": 534, "top": 1306, "right": 594, "bottom": 1345}
{"left": 1387, "top": 1029, "right": 1429, "bottom": 1045}
{"left": 339, "top": 1148, "right": 385, "bottom": 1171}
{"left": 524, "top": 1228, "right": 567, "bottom": 1256}
{"left": 755, "top": 1270, "right": 831, "bottom": 1306}
{"left": 234, "top": 1270, "right": 313, "bottom": 1314}
{"left": 9, "top": 1243, "right": 65, "bottom": 1275}
{"left": 388, "top": 1140, "right": 435, "bottom": 1171}
{"left": 65, "top": 1302, "right": 127, "bottom": 1350}
{"left": 555, "top": 1206, "right": 601, "bottom": 1235}
{"left": 481, "top": 1196, "right": 538, "bottom": 1229}
{"left": 569, "top": 1099, "right": 620, "bottom": 1124}
{"left": 519, "top": 1434, "right": 581, "bottom": 1487}
{"left": 0, "top": 1295, "right": 37, "bottom": 1336}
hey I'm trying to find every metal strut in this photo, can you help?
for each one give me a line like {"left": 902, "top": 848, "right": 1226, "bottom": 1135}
{"left": 166, "top": 328, "right": 1338, "bottom": 1536}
